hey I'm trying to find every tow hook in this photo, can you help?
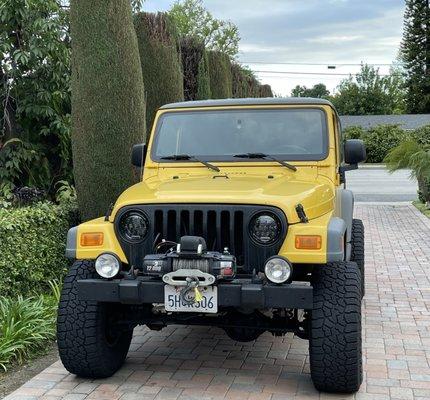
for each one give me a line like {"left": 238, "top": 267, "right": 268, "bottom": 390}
{"left": 179, "top": 276, "right": 203, "bottom": 305}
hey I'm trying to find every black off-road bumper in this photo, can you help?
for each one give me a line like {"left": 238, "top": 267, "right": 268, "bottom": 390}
{"left": 77, "top": 277, "right": 313, "bottom": 309}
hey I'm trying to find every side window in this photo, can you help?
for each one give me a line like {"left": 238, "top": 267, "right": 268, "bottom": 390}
{"left": 332, "top": 112, "right": 343, "bottom": 165}
{"left": 337, "top": 117, "right": 344, "bottom": 163}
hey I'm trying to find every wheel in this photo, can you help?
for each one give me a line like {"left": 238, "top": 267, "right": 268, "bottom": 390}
{"left": 309, "top": 262, "right": 362, "bottom": 393}
{"left": 57, "top": 260, "right": 133, "bottom": 378}
{"left": 351, "top": 218, "right": 365, "bottom": 297}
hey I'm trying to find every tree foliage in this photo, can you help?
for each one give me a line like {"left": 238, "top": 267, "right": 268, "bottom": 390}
{"left": 168, "top": 0, "right": 240, "bottom": 58}
{"left": 291, "top": 83, "right": 330, "bottom": 98}
{"left": 331, "top": 65, "right": 406, "bottom": 115}
{"left": 401, "top": 0, "right": 430, "bottom": 113}
{"left": 0, "top": 0, "right": 71, "bottom": 197}
{"left": 70, "top": 0, "right": 146, "bottom": 220}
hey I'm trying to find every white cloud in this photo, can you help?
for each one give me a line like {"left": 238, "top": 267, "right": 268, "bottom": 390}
{"left": 307, "top": 35, "right": 364, "bottom": 44}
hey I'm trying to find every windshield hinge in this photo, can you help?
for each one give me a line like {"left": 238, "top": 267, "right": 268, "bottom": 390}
{"left": 295, "top": 204, "right": 309, "bottom": 223}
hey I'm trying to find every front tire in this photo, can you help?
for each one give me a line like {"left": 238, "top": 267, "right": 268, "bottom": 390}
{"left": 57, "top": 260, "right": 133, "bottom": 378}
{"left": 309, "top": 262, "right": 362, "bottom": 393}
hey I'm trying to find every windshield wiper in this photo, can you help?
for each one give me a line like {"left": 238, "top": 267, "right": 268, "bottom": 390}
{"left": 160, "top": 154, "right": 220, "bottom": 172}
{"left": 233, "top": 153, "right": 297, "bottom": 171}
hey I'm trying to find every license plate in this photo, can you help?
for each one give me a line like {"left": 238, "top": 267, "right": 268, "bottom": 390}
{"left": 164, "top": 285, "right": 218, "bottom": 313}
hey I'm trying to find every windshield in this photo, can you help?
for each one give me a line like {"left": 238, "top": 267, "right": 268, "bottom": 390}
{"left": 152, "top": 108, "right": 328, "bottom": 162}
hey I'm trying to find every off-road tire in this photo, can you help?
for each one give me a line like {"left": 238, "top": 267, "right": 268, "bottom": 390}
{"left": 351, "top": 219, "right": 365, "bottom": 297}
{"left": 309, "top": 262, "right": 362, "bottom": 393}
{"left": 57, "top": 260, "right": 133, "bottom": 378}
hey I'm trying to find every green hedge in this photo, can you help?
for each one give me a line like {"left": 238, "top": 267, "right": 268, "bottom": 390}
{"left": 207, "top": 51, "right": 232, "bottom": 99}
{"left": 71, "top": 0, "right": 146, "bottom": 221}
{"left": 343, "top": 125, "right": 409, "bottom": 163}
{"left": 134, "top": 12, "right": 184, "bottom": 133}
{"left": 231, "top": 63, "right": 247, "bottom": 98}
{"left": 410, "top": 125, "right": 430, "bottom": 146}
{"left": 180, "top": 37, "right": 211, "bottom": 100}
{"left": 259, "top": 84, "right": 274, "bottom": 98}
{"left": 246, "top": 75, "right": 260, "bottom": 98}
{"left": 231, "top": 63, "right": 262, "bottom": 98}
{"left": 0, "top": 202, "right": 77, "bottom": 297}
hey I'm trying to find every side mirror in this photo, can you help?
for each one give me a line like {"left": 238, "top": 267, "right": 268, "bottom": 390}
{"left": 344, "top": 139, "right": 366, "bottom": 165}
{"left": 339, "top": 140, "right": 366, "bottom": 182}
{"left": 131, "top": 143, "right": 147, "bottom": 167}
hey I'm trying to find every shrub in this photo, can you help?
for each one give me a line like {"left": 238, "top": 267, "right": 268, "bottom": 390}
{"left": 410, "top": 125, "right": 430, "bottom": 146}
{"left": 343, "top": 125, "right": 409, "bottom": 163}
{"left": 363, "top": 125, "right": 410, "bottom": 163}
{"left": 207, "top": 51, "right": 232, "bottom": 99}
{"left": 259, "top": 84, "right": 274, "bottom": 98}
{"left": 0, "top": 295, "right": 57, "bottom": 371}
{"left": 180, "top": 37, "right": 211, "bottom": 100}
{"left": 134, "top": 12, "right": 184, "bottom": 133}
{"left": 70, "top": 0, "right": 146, "bottom": 221}
{"left": 343, "top": 126, "right": 366, "bottom": 140}
{"left": 0, "top": 202, "right": 77, "bottom": 297}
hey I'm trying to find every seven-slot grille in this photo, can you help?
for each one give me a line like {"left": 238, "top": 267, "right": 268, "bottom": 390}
{"left": 115, "top": 204, "right": 287, "bottom": 273}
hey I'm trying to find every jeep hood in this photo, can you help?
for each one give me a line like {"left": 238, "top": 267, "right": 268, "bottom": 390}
{"left": 112, "top": 172, "right": 334, "bottom": 224}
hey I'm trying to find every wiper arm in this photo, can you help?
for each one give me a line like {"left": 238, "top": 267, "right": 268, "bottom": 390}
{"left": 233, "top": 153, "right": 297, "bottom": 171}
{"left": 160, "top": 154, "right": 220, "bottom": 172}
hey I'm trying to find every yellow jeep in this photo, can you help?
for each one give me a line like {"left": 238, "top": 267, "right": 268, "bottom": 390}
{"left": 58, "top": 98, "right": 366, "bottom": 393}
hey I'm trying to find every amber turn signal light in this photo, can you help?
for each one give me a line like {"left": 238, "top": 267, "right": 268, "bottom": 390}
{"left": 295, "top": 235, "right": 322, "bottom": 250}
{"left": 80, "top": 232, "right": 104, "bottom": 246}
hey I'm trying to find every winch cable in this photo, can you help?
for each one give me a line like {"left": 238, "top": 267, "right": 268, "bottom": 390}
{"left": 180, "top": 276, "right": 203, "bottom": 305}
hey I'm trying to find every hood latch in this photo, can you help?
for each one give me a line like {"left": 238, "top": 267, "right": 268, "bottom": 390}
{"left": 295, "top": 204, "right": 309, "bottom": 223}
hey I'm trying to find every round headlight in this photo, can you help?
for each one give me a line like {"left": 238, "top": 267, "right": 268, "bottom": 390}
{"left": 119, "top": 211, "right": 149, "bottom": 242}
{"left": 264, "top": 256, "right": 292, "bottom": 284}
{"left": 249, "top": 213, "right": 281, "bottom": 245}
{"left": 95, "top": 253, "right": 120, "bottom": 279}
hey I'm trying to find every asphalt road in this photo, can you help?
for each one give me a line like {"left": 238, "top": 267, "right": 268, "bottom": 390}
{"left": 346, "top": 164, "right": 418, "bottom": 202}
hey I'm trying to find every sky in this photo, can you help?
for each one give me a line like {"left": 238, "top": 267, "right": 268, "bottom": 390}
{"left": 143, "top": 0, "right": 406, "bottom": 96}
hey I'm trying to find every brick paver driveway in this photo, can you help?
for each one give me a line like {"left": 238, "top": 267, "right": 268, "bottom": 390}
{"left": 4, "top": 205, "right": 430, "bottom": 400}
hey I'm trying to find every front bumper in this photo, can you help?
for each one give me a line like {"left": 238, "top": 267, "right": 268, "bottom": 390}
{"left": 77, "top": 277, "right": 313, "bottom": 309}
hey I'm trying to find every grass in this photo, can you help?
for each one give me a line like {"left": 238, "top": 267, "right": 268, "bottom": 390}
{"left": 413, "top": 200, "right": 430, "bottom": 219}
{"left": 0, "top": 281, "right": 61, "bottom": 372}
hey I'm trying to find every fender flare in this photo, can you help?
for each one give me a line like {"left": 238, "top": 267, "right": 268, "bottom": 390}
{"left": 327, "top": 217, "right": 347, "bottom": 262}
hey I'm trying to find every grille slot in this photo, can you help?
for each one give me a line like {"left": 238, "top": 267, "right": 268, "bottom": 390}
{"left": 115, "top": 204, "right": 287, "bottom": 273}
{"left": 152, "top": 209, "right": 244, "bottom": 260}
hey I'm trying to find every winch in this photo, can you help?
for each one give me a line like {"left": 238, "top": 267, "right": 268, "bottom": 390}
{"left": 141, "top": 236, "right": 237, "bottom": 282}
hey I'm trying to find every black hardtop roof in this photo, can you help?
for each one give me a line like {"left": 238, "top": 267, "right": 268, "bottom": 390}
{"left": 160, "top": 97, "right": 335, "bottom": 110}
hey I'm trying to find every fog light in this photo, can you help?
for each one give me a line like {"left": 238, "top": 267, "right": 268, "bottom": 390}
{"left": 95, "top": 253, "right": 120, "bottom": 279}
{"left": 264, "top": 256, "right": 292, "bottom": 284}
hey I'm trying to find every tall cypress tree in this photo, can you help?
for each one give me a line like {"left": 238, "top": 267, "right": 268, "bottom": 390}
{"left": 70, "top": 0, "right": 146, "bottom": 220}
{"left": 134, "top": 12, "right": 184, "bottom": 133}
{"left": 207, "top": 51, "right": 233, "bottom": 99}
{"left": 401, "top": 0, "right": 430, "bottom": 113}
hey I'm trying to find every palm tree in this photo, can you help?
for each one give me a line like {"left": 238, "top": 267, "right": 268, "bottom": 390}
{"left": 385, "top": 140, "right": 430, "bottom": 207}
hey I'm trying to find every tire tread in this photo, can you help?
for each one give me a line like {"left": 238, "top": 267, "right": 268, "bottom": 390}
{"left": 310, "top": 261, "right": 363, "bottom": 393}
{"left": 57, "top": 260, "right": 132, "bottom": 378}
